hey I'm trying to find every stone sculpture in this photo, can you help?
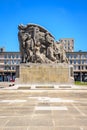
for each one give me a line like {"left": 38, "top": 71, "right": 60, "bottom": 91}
{"left": 18, "top": 23, "right": 68, "bottom": 63}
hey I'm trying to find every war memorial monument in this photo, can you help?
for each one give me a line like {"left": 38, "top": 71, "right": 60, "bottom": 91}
{"left": 16, "top": 23, "right": 73, "bottom": 87}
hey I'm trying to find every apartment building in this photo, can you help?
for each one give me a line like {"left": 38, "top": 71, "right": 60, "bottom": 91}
{"left": 0, "top": 48, "right": 21, "bottom": 81}
{"left": 59, "top": 38, "right": 74, "bottom": 52}
{"left": 59, "top": 38, "right": 87, "bottom": 81}
{"left": 66, "top": 51, "right": 87, "bottom": 81}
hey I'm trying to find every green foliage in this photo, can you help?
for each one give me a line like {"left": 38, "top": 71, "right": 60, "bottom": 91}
{"left": 75, "top": 81, "right": 87, "bottom": 85}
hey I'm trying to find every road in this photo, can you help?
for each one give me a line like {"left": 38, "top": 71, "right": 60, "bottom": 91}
{"left": 0, "top": 89, "right": 87, "bottom": 130}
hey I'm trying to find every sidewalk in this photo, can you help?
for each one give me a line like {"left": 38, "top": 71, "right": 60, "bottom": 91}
{"left": 0, "top": 87, "right": 87, "bottom": 130}
{"left": 0, "top": 82, "right": 87, "bottom": 90}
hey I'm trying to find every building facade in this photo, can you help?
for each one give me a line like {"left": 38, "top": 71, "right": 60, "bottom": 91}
{"left": 0, "top": 49, "right": 21, "bottom": 81}
{"left": 0, "top": 40, "right": 87, "bottom": 82}
{"left": 66, "top": 52, "right": 87, "bottom": 81}
{"left": 59, "top": 38, "right": 74, "bottom": 52}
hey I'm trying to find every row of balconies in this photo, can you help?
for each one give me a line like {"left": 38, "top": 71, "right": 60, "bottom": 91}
{"left": 74, "top": 70, "right": 87, "bottom": 72}
{"left": 73, "top": 65, "right": 87, "bottom": 71}
{"left": 69, "top": 57, "right": 87, "bottom": 60}
{"left": 71, "top": 63, "right": 87, "bottom": 65}
{"left": 0, "top": 57, "right": 21, "bottom": 60}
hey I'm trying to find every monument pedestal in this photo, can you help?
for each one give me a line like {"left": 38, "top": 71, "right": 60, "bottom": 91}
{"left": 16, "top": 63, "right": 73, "bottom": 86}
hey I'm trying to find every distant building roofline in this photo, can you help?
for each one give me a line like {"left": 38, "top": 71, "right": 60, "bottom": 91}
{"left": 59, "top": 38, "right": 74, "bottom": 40}
{"left": 66, "top": 51, "right": 87, "bottom": 53}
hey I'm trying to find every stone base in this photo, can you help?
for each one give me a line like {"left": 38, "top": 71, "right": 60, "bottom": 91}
{"left": 16, "top": 63, "right": 73, "bottom": 85}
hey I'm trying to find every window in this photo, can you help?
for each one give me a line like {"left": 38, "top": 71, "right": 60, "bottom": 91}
{"left": 8, "top": 66, "right": 11, "bottom": 70}
{"left": 66, "top": 54, "right": 69, "bottom": 58}
{"left": 78, "top": 55, "right": 80, "bottom": 58}
{"left": 74, "top": 66, "right": 76, "bottom": 70}
{"left": 8, "top": 54, "right": 11, "bottom": 58}
{"left": 4, "top": 55, "right": 7, "bottom": 58}
{"left": 78, "top": 60, "right": 81, "bottom": 64}
{"left": 69, "top": 55, "right": 72, "bottom": 59}
{"left": 12, "top": 55, "right": 14, "bottom": 58}
{"left": 84, "top": 55, "right": 86, "bottom": 58}
{"left": 82, "top": 60, "right": 84, "bottom": 64}
{"left": 81, "top": 55, "right": 84, "bottom": 59}
{"left": 70, "top": 60, "right": 72, "bottom": 64}
{"left": 74, "top": 54, "right": 77, "bottom": 58}
{"left": 4, "top": 66, "right": 11, "bottom": 70}
{"left": 82, "top": 66, "right": 84, "bottom": 70}
{"left": 16, "top": 54, "right": 19, "bottom": 58}
{"left": 78, "top": 66, "right": 80, "bottom": 70}
{"left": 12, "top": 67, "right": 15, "bottom": 70}
{"left": 64, "top": 45, "right": 66, "bottom": 49}
{"left": 85, "top": 66, "right": 87, "bottom": 70}
{"left": 12, "top": 60, "right": 14, "bottom": 64}
{"left": 74, "top": 60, "right": 76, "bottom": 64}
{"left": 4, "top": 61, "right": 7, "bottom": 64}
{"left": 13, "top": 66, "right": 16, "bottom": 70}
{"left": 17, "top": 60, "right": 20, "bottom": 64}
{"left": 8, "top": 61, "right": 11, "bottom": 64}
{"left": 68, "top": 47, "right": 70, "bottom": 50}
{"left": 4, "top": 66, "right": 7, "bottom": 70}
{"left": 68, "top": 40, "right": 70, "bottom": 46}
{"left": 16, "top": 60, "right": 19, "bottom": 64}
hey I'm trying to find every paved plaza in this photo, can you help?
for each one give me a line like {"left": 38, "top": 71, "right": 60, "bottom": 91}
{"left": 0, "top": 89, "right": 87, "bottom": 130}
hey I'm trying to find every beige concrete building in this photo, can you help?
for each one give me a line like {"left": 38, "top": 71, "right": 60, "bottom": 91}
{"left": 0, "top": 48, "right": 21, "bottom": 81}
{"left": 0, "top": 43, "right": 87, "bottom": 82}
{"left": 66, "top": 51, "right": 87, "bottom": 81}
{"left": 59, "top": 38, "right": 74, "bottom": 52}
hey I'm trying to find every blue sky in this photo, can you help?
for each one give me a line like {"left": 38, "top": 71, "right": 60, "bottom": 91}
{"left": 0, "top": 0, "right": 87, "bottom": 52}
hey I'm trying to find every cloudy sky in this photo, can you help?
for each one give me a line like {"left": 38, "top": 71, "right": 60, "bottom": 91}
{"left": 0, "top": 0, "right": 87, "bottom": 51}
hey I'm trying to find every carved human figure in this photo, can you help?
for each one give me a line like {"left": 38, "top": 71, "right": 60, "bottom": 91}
{"left": 53, "top": 42, "right": 60, "bottom": 62}
{"left": 18, "top": 31, "right": 27, "bottom": 63}
{"left": 45, "top": 32, "right": 54, "bottom": 45}
{"left": 24, "top": 34, "right": 34, "bottom": 62}
{"left": 57, "top": 43, "right": 68, "bottom": 63}
{"left": 34, "top": 42, "right": 46, "bottom": 63}
{"left": 18, "top": 32, "right": 34, "bottom": 63}
{"left": 47, "top": 43, "right": 56, "bottom": 61}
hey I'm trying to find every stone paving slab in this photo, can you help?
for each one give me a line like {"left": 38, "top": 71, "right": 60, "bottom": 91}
{"left": 28, "top": 126, "right": 54, "bottom": 130}
{"left": 0, "top": 89, "right": 87, "bottom": 130}
{"left": 0, "top": 118, "right": 9, "bottom": 127}
{"left": 2, "top": 127, "right": 28, "bottom": 130}
{"left": 54, "top": 127, "right": 80, "bottom": 130}
{"left": 6, "top": 118, "right": 31, "bottom": 127}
